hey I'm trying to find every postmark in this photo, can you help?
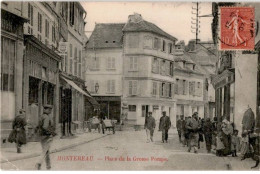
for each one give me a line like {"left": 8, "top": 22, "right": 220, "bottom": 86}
{"left": 220, "top": 7, "right": 255, "bottom": 50}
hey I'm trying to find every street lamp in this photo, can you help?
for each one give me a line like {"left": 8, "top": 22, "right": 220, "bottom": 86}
{"left": 95, "top": 82, "right": 99, "bottom": 93}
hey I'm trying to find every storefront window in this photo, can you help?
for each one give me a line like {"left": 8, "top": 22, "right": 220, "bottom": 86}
{"left": 1, "top": 37, "right": 15, "bottom": 92}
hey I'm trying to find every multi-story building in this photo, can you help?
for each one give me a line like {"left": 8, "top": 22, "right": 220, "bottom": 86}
{"left": 173, "top": 50, "right": 205, "bottom": 124}
{"left": 122, "top": 13, "right": 177, "bottom": 126}
{"left": 211, "top": 2, "right": 260, "bottom": 133}
{"left": 1, "top": 2, "right": 97, "bottom": 141}
{"left": 85, "top": 23, "right": 125, "bottom": 122}
{"left": 1, "top": 2, "right": 28, "bottom": 141}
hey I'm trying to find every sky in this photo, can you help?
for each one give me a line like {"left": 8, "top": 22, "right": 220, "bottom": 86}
{"left": 81, "top": 2, "right": 213, "bottom": 44}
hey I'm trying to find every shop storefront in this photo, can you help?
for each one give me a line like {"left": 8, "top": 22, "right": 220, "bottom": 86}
{"left": 1, "top": 9, "right": 27, "bottom": 141}
{"left": 23, "top": 35, "right": 61, "bottom": 141}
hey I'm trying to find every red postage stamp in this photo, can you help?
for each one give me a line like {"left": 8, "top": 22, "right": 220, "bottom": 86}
{"left": 220, "top": 7, "right": 255, "bottom": 50}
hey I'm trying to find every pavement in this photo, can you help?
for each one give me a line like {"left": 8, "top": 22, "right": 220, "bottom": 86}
{"left": 0, "top": 130, "right": 108, "bottom": 164}
{"left": 0, "top": 127, "right": 259, "bottom": 170}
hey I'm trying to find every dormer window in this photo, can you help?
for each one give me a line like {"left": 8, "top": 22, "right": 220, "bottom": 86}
{"left": 113, "top": 41, "right": 116, "bottom": 43}
{"left": 105, "top": 41, "right": 108, "bottom": 43}
{"left": 193, "top": 64, "right": 195, "bottom": 70}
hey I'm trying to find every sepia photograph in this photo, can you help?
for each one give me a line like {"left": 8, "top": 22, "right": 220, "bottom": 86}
{"left": 0, "top": 0, "right": 259, "bottom": 171}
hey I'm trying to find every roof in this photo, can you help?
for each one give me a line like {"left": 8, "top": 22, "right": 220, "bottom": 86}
{"left": 174, "top": 52, "right": 204, "bottom": 75}
{"left": 123, "top": 19, "right": 177, "bottom": 41}
{"left": 86, "top": 23, "right": 125, "bottom": 49}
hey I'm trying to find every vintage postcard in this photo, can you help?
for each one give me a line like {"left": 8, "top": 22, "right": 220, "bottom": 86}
{"left": 0, "top": 1, "right": 260, "bottom": 171}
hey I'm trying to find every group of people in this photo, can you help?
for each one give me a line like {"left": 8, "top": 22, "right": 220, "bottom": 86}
{"left": 176, "top": 108, "right": 258, "bottom": 163}
{"left": 144, "top": 111, "right": 171, "bottom": 143}
{"left": 8, "top": 105, "right": 56, "bottom": 170}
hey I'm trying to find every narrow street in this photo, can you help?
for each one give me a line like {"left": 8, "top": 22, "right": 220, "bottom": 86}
{"left": 1, "top": 130, "right": 230, "bottom": 170}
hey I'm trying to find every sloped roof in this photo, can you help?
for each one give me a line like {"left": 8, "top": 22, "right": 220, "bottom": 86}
{"left": 86, "top": 23, "right": 125, "bottom": 49}
{"left": 123, "top": 20, "right": 177, "bottom": 41}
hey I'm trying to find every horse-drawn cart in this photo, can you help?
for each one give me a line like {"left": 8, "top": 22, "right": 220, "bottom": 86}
{"left": 102, "top": 119, "right": 117, "bottom": 134}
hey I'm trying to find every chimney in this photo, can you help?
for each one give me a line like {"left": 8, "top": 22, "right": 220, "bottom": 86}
{"left": 128, "top": 13, "right": 143, "bottom": 23}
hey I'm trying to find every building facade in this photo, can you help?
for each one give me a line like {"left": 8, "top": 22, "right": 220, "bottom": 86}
{"left": 211, "top": 2, "right": 260, "bottom": 133}
{"left": 173, "top": 51, "right": 205, "bottom": 125}
{"left": 1, "top": 2, "right": 27, "bottom": 141}
{"left": 85, "top": 23, "right": 125, "bottom": 122}
{"left": 122, "top": 13, "right": 177, "bottom": 126}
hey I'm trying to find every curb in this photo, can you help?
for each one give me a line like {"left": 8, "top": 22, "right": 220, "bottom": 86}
{"left": 1, "top": 134, "right": 108, "bottom": 164}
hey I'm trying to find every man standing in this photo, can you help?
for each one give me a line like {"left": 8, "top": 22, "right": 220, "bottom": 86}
{"left": 159, "top": 111, "right": 171, "bottom": 143}
{"left": 36, "top": 105, "right": 56, "bottom": 170}
{"left": 186, "top": 112, "right": 200, "bottom": 153}
{"left": 144, "top": 112, "right": 156, "bottom": 143}
{"left": 176, "top": 115, "right": 185, "bottom": 143}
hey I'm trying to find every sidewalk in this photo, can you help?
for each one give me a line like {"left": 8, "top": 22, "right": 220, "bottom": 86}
{"left": 0, "top": 132, "right": 108, "bottom": 163}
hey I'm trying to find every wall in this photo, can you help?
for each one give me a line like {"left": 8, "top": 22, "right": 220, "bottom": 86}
{"left": 234, "top": 52, "right": 258, "bottom": 133}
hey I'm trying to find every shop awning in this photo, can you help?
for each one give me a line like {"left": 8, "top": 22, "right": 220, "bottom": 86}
{"left": 61, "top": 76, "right": 100, "bottom": 108}
{"left": 61, "top": 76, "right": 91, "bottom": 97}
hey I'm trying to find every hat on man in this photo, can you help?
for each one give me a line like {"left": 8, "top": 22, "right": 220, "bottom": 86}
{"left": 43, "top": 104, "right": 53, "bottom": 109}
{"left": 148, "top": 111, "right": 152, "bottom": 114}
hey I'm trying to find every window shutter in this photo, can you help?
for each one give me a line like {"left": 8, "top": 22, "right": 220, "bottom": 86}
{"left": 184, "top": 81, "right": 188, "bottom": 95}
{"left": 133, "top": 81, "right": 138, "bottom": 95}
{"left": 159, "top": 82, "right": 162, "bottom": 97}
{"left": 107, "top": 80, "right": 110, "bottom": 93}
{"left": 129, "top": 81, "right": 132, "bottom": 95}
{"left": 189, "top": 82, "right": 192, "bottom": 95}
{"left": 129, "top": 57, "right": 133, "bottom": 70}
{"left": 134, "top": 57, "right": 138, "bottom": 70}
{"left": 112, "top": 58, "right": 115, "bottom": 69}
{"left": 112, "top": 80, "right": 115, "bottom": 93}
{"left": 175, "top": 81, "right": 178, "bottom": 94}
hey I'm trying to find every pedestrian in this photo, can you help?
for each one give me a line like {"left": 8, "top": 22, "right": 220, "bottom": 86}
{"left": 203, "top": 118, "right": 213, "bottom": 153}
{"left": 221, "top": 118, "right": 233, "bottom": 156}
{"left": 183, "top": 117, "right": 190, "bottom": 147}
{"left": 216, "top": 132, "right": 225, "bottom": 157}
{"left": 159, "top": 111, "right": 171, "bottom": 143}
{"left": 144, "top": 112, "right": 156, "bottom": 143}
{"left": 231, "top": 129, "right": 240, "bottom": 157}
{"left": 36, "top": 105, "right": 56, "bottom": 170}
{"left": 198, "top": 118, "right": 204, "bottom": 149}
{"left": 176, "top": 115, "right": 184, "bottom": 143}
{"left": 186, "top": 112, "right": 200, "bottom": 153}
{"left": 240, "top": 131, "right": 249, "bottom": 160}
{"left": 212, "top": 117, "right": 218, "bottom": 150}
{"left": 8, "top": 109, "right": 27, "bottom": 153}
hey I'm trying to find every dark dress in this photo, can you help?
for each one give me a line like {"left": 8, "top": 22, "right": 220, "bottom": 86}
{"left": 9, "top": 114, "right": 27, "bottom": 145}
{"left": 203, "top": 120, "right": 213, "bottom": 152}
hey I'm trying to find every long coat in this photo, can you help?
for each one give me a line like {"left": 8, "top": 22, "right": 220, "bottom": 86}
{"left": 9, "top": 114, "right": 27, "bottom": 145}
{"left": 159, "top": 116, "right": 171, "bottom": 131}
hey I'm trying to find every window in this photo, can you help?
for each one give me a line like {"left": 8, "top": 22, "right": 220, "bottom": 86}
{"left": 165, "top": 61, "right": 170, "bottom": 76}
{"left": 69, "top": 2, "right": 74, "bottom": 25}
{"left": 45, "top": 19, "right": 49, "bottom": 38}
{"left": 168, "top": 43, "right": 173, "bottom": 54}
{"left": 107, "top": 57, "right": 116, "bottom": 70}
{"left": 144, "top": 36, "right": 153, "bottom": 49}
{"left": 160, "top": 60, "right": 166, "bottom": 75}
{"left": 69, "top": 59, "right": 73, "bottom": 74}
{"left": 169, "top": 83, "right": 172, "bottom": 97}
{"left": 183, "top": 80, "right": 186, "bottom": 95}
{"left": 161, "top": 83, "right": 165, "bottom": 97}
{"left": 152, "top": 82, "right": 157, "bottom": 96}
{"left": 38, "top": 12, "right": 42, "bottom": 33}
{"left": 74, "top": 47, "right": 77, "bottom": 76}
{"left": 129, "top": 80, "right": 138, "bottom": 95}
{"left": 152, "top": 57, "right": 159, "bottom": 73}
{"left": 128, "top": 34, "right": 139, "bottom": 48}
{"left": 129, "top": 57, "right": 138, "bottom": 71}
{"left": 28, "top": 3, "right": 33, "bottom": 26}
{"left": 128, "top": 105, "right": 136, "bottom": 112}
{"left": 91, "top": 57, "right": 100, "bottom": 70}
{"left": 189, "top": 81, "right": 195, "bottom": 95}
{"left": 162, "top": 40, "right": 166, "bottom": 52}
{"left": 107, "top": 80, "right": 115, "bottom": 93}
{"left": 1, "top": 37, "right": 15, "bottom": 92}
{"left": 153, "top": 37, "right": 159, "bottom": 49}
{"left": 197, "top": 82, "right": 202, "bottom": 96}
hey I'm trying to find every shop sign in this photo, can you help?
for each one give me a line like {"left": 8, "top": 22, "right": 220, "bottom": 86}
{"left": 58, "top": 42, "right": 68, "bottom": 53}
{"left": 153, "top": 105, "right": 159, "bottom": 109}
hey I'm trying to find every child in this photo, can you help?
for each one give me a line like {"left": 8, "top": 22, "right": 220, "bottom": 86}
{"left": 240, "top": 131, "right": 249, "bottom": 160}
{"left": 216, "top": 132, "right": 225, "bottom": 157}
{"left": 231, "top": 130, "right": 240, "bottom": 157}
